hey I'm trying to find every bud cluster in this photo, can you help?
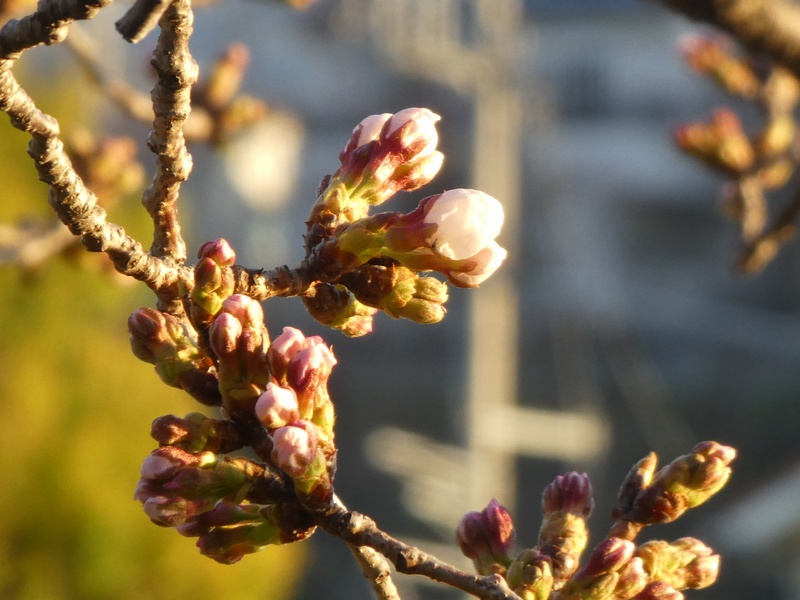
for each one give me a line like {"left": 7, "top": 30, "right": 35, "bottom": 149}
{"left": 456, "top": 443, "right": 734, "bottom": 599}
{"left": 676, "top": 34, "right": 800, "bottom": 273}
{"left": 303, "top": 107, "right": 507, "bottom": 335}
{"left": 130, "top": 239, "right": 340, "bottom": 562}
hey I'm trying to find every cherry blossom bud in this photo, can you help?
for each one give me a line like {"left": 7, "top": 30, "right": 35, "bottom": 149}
{"left": 220, "top": 294, "right": 265, "bottom": 330}
{"left": 354, "top": 113, "right": 391, "bottom": 148}
{"left": 543, "top": 471, "right": 595, "bottom": 519}
{"left": 271, "top": 422, "right": 318, "bottom": 478}
{"left": 385, "top": 107, "right": 441, "bottom": 157}
{"left": 423, "top": 188, "right": 504, "bottom": 260}
{"left": 632, "top": 581, "right": 685, "bottom": 600}
{"left": 198, "top": 238, "right": 236, "bottom": 266}
{"left": 456, "top": 499, "right": 516, "bottom": 575}
{"left": 209, "top": 312, "right": 242, "bottom": 356}
{"left": 255, "top": 383, "right": 300, "bottom": 431}
{"left": 196, "top": 521, "right": 282, "bottom": 564}
{"left": 150, "top": 413, "right": 244, "bottom": 454}
{"left": 445, "top": 241, "right": 507, "bottom": 288}
{"left": 538, "top": 472, "right": 593, "bottom": 586}
{"left": 505, "top": 550, "right": 553, "bottom": 600}
{"left": 267, "top": 326, "right": 314, "bottom": 378}
{"left": 628, "top": 442, "right": 736, "bottom": 526}
{"left": 302, "top": 284, "right": 377, "bottom": 337}
{"left": 636, "top": 538, "right": 720, "bottom": 590}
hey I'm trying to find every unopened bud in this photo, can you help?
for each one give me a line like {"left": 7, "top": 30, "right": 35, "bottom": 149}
{"left": 255, "top": 383, "right": 300, "bottom": 431}
{"left": 543, "top": 471, "right": 594, "bottom": 519}
{"left": 271, "top": 421, "right": 318, "bottom": 478}
{"left": 505, "top": 550, "right": 553, "bottom": 600}
{"left": 636, "top": 537, "right": 720, "bottom": 590}
{"left": 632, "top": 581, "right": 685, "bottom": 600}
{"left": 198, "top": 238, "right": 236, "bottom": 266}
{"left": 455, "top": 498, "right": 515, "bottom": 575}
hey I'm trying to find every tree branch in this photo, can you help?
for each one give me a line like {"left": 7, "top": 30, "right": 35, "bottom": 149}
{"left": 316, "top": 499, "right": 522, "bottom": 600}
{"left": 651, "top": 0, "right": 800, "bottom": 79}
{"left": 141, "top": 0, "right": 195, "bottom": 266}
{"left": 0, "top": 0, "right": 187, "bottom": 297}
{"left": 348, "top": 543, "right": 402, "bottom": 600}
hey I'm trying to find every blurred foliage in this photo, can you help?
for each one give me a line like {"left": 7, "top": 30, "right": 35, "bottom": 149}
{"left": 0, "top": 65, "right": 306, "bottom": 598}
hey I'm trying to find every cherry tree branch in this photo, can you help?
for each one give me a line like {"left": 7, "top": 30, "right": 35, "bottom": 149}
{"left": 348, "top": 544, "right": 402, "bottom": 600}
{"left": 315, "top": 498, "right": 522, "bottom": 600}
{"left": 651, "top": 0, "right": 800, "bottom": 79}
{"left": 0, "top": 0, "right": 188, "bottom": 298}
{"left": 141, "top": 0, "right": 195, "bottom": 267}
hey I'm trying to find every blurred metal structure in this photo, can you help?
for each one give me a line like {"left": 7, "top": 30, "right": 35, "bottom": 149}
{"left": 335, "top": 0, "right": 609, "bottom": 538}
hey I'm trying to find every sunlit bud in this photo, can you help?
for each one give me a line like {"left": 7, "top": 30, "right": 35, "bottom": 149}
{"left": 764, "top": 67, "right": 800, "bottom": 113}
{"left": 255, "top": 383, "right": 300, "bottom": 431}
{"left": 567, "top": 538, "right": 635, "bottom": 590}
{"left": 612, "top": 452, "right": 659, "bottom": 521}
{"left": 354, "top": 113, "right": 392, "bottom": 148}
{"left": 196, "top": 520, "right": 282, "bottom": 564}
{"left": 127, "top": 307, "right": 183, "bottom": 364}
{"left": 456, "top": 499, "right": 515, "bottom": 575}
{"left": 150, "top": 413, "right": 244, "bottom": 454}
{"left": 209, "top": 312, "right": 242, "bottom": 356}
{"left": 302, "top": 284, "right": 377, "bottom": 337}
{"left": 141, "top": 495, "right": 217, "bottom": 527}
{"left": 285, "top": 343, "right": 337, "bottom": 424}
{"left": 505, "top": 550, "right": 553, "bottom": 600}
{"left": 539, "top": 472, "right": 592, "bottom": 586}
{"left": 445, "top": 241, "right": 508, "bottom": 288}
{"left": 629, "top": 442, "right": 736, "bottom": 525}
{"left": 385, "top": 107, "right": 441, "bottom": 157}
{"left": 271, "top": 421, "right": 318, "bottom": 478}
{"left": 198, "top": 238, "right": 236, "bottom": 266}
{"left": 636, "top": 538, "right": 719, "bottom": 590}
{"left": 201, "top": 43, "right": 249, "bottom": 111}
{"left": 631, "top": 581, "right": 685, "bottom": 600}
{"left": 615, "top": 556, "right": 648, "bottom": 598}
{"left": 674, "top": 108, "right": 755, "bottom": 174}
{"left": 679, "top": 35, "right": 760, "bottom": 99}
{"left": 755, "top": 114, "right": 795, "bottom": 157}
{"left": 543, "top": 472, "right": 595, "bottom": 519}
{"left": 221, "top": 294, "right": 265, "bottom": 330}
{"left": 267, "top": 326, "right": 315, "bottom": 378}
{"left": 423, "top": 188, "right": 504, "bottom": 260}
{"left": 342, "top": 264, "right": 449, "bottom": 323}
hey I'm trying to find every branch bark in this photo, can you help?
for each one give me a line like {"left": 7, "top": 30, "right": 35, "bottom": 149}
{"left": 316, "top": 499, "right": 522, "bottom": 600}
{"left": 652, "top": 0, "right": 800, "bottom": 79}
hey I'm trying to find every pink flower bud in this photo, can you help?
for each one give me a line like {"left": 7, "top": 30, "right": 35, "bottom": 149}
{"left": 221, "top": 294, "right": 264, "bottom": 329}
{"left": 209, "top": 312, "right": 242, "bottom": 355}
{"left": 197, "top": 238, "right": 236, "bottom": 266}
{"left": 543, "top": 471, "right": 595, "bottom": 519}
{"left": 447, "top": 241, "right": 508, "bottom": 287}
{"left": 386, "top": 107, "right": 441, "bottom": 156}
{"left": 271, "top": 422, "right": 318, "bottom": 478}
{"left": 255, "top": 382, "right": 300, "bottom": 430}
{"left": 287, "top": 344, "right": 337, "bottom": 391}
{"left": 354, "top": 113, "right": 391, "bottom": 148}
{"left": 423, "top": 188, "right": 504, "bottom": 260}
{"left": 267, "top": 326, "right": 308, "bottom": 375}
{"left": 456, "top": 499, "right": 515, "bottom": 575}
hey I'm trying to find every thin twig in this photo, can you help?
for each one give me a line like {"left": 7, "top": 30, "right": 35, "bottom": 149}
{"left": 316, "top": 498, "right": 522, "bottom": 600}
{"left": 348, "top": 544, "right": 402, "bottom": 600}
{"left": 115, "top": 0, "right": 172, "bottom": 43}
{"left": 0, "top": 221, "right": 76, "bottom": 269}
{"left": 65, "top": 23, "right": 154, "bottom": 123}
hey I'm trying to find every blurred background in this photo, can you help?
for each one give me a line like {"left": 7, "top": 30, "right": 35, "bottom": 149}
{"left": 2, "top": 0, "right": 800, "bottom": 598}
